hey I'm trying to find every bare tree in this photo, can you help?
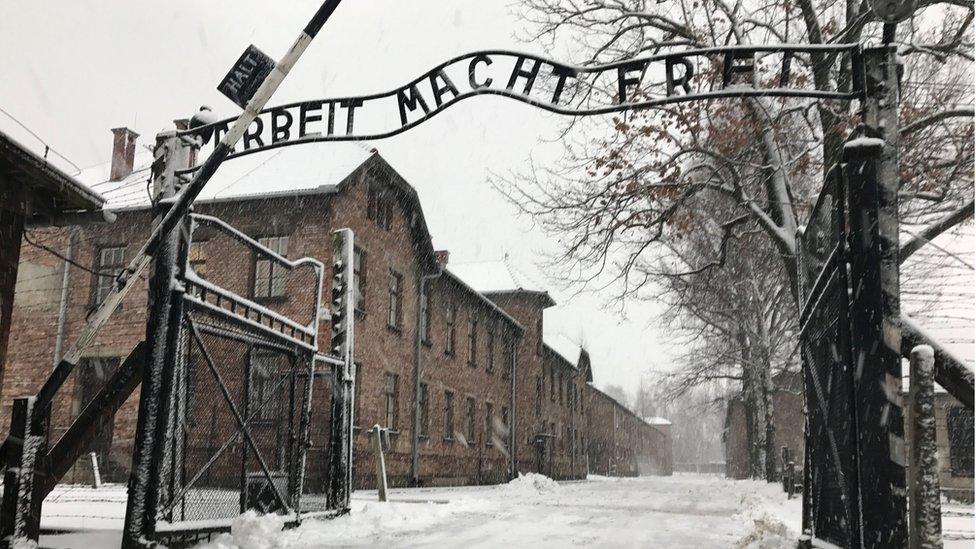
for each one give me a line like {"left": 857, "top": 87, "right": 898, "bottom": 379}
{"left": 500, "top": 0, "right": 974, "bottom": 476}
{"left": 500, "top": 0, "right": 973, "bottom": 299}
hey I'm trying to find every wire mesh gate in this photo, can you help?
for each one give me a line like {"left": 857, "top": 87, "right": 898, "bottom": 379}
{"left": 126, "top": 213, "right": 349, "bottom": 546}
{"left": 796, "top": 133, "right": 906, "bottom": 548}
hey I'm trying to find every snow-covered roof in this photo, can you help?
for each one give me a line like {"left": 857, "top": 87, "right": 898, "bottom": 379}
{"left": 77, "top": 141, "right": 375, "bottom": 211}
{"left": 0, "top": 111, "right": 105, "bottom": 213}
{"left": 644, "top": 416, "right": 672, "bottom": 426}
{"left": 448, "top": 257, "right": 550, "bottom": 295}
{"left": 544, "top": 333, "right": 583, "bottom": 368}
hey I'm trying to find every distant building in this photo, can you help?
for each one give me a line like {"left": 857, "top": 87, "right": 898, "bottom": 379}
{"left": 585, "top": 385, "right": 672, "bottom": 477}
{"left": 722, "top": 371, "right": 804, "bottom": 480}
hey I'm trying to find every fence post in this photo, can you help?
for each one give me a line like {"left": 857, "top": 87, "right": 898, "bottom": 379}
{"left": 122, "top": 131, "right": 192, "bottom": 547}
{"left": 371, "top": 425, "right": 388, "bottom": 502}
{"left": 0, "top": 397, "right": 44, "bottom": 545}
{"left": 908, "top": 345, "right": 943, "bottom": 549}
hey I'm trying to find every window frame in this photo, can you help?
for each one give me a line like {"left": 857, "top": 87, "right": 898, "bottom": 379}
{"left": 485, "top": 323, "right": 495, "bottom": 374}
{"left": 445, "top": 303, "right": 457, "bottom": 356}
{"left": 253, "top": 234, "right": 289, "bottom": 300}
{"left": 466, "top": 313, "right": 478, "bottom": 368}
{"left": 443, "top": 389, "right": 455, "bottom": 441}
{"left": 465, "top": 396, "right": 476, "bottom": 446}
{"left": 188, "top": 239, "right": 208, "bottom": 279}
{"left": 387, "top": 269, "right": 403, "bottom": 331}
{"left": 92, "top": 245, "right": 126, "bottom": 306}
{"left": 383, "top": 372, "right": 399, "bottom": 431}
{"left": 249, "top": 349, "right": 286, "bottom": 424}
{"left": 485, "top": 402, "right": 494, "bottom": 448}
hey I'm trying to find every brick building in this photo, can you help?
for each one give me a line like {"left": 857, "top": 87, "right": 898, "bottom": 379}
{"left": 585, "top": 385, "right": 673, "bottom": 477}
{"left": 0, "top": 129, "right": 110, "bottom": 400}
{"left": 448, "top": 260, "right": 590, "bottom": 480}
{"left": 724, "top": 370, "right": 973, "bottom": 503}
{"left": 1, "top": 129, "right": 672, "bottom": 492}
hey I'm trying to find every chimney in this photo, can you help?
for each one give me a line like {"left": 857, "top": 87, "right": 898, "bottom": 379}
{"left": 110, "top": 127, "right": 139, "bottom": 181}
{"left": 435, "top": 250, "right": 450, "bottom": 267}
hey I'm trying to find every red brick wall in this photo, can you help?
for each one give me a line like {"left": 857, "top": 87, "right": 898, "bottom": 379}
{"left": 481, "top": 293, "right": 586, "bottom": 480}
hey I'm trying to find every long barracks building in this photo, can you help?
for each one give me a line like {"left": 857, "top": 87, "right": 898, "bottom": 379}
{"left": 0, "top": 128, "right": 671, "bottom": 489}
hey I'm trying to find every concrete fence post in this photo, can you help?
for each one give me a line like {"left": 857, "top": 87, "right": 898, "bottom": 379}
{"left": 371, "top": 425, "right": 388, "bottom": 502}
{"left": 907, "top": 345, "right": 943, "bottom": 549}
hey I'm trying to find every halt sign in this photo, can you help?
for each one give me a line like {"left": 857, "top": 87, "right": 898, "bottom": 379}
{"left": 218, "top": 45, "right": 277, "bottom": 109}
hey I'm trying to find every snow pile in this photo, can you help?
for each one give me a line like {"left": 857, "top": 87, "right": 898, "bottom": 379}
{"left": 733, "top": 491, "right": 797, "bottom": 549}
{"left": 198, "top": 511, "right": 286, "bottom": 549}
{"left": 195, "top": 498, "right": 492, "bottom": 548}
{"left": 502, "top": 473, "right": 560, "bottom": 497}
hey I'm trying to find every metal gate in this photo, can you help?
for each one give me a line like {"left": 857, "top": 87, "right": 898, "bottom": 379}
{"left": 127, "top": 213, "right": 348, "bottom": 545}
{"left": 797, "top": 133, "right": 906, "bottom": 548}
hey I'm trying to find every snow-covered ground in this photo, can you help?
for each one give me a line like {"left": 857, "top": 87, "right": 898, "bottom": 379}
{"left": 36, "top": 474, "right": 974, "bottom": 548}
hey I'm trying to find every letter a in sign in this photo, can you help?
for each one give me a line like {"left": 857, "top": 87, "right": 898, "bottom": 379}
{"left": 218, "top": 45, "right": 277, "bottom": 109}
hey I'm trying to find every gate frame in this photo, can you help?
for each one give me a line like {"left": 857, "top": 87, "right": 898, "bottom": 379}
{"left": 796, "top": 46, "right": 907, "bottom": 549}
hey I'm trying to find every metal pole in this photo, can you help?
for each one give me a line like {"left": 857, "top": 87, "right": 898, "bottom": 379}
{"left": 122, "top": 132, "right": 190, "bottom": 548}
{"left": 855, "top": 45, "right": 906, "bottom": 549}
{"left": 908, "top": 345, "right": 943, "bottom": 549}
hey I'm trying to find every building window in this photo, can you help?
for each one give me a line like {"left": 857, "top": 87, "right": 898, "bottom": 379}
{"left": 74, "top": 357, "right": 120, "bottom": 459}
{"left": 501, "top": 335, "right": 513, "bottom": 380}
{"left": 536, "top": 317, "right": 543, "bottom": 355}
{"left": 420, "top": 283, "right": 432, "bottom": 344}
{"left": 353, "top": 246, "right": 367, "bottom": 312}
{"left": 446, "top": 304, "right": 457, "bottom": 356}
{"left": 467, "top": 314, "right": 478, "bottom": 367}
{"left": 388, "top": 270, "right": 403, "bottom": 330}
{"left": 254, "top": 235, "right": 288, "bottom": 298}
{"left": 486, "top": 324, "right": 495, "bottom": 374}
{"left": 485, "top": 402, "right": 494, "bottom": 448}
{"left": 535, "top": 376, "right": 543, "bottom": 416}
{"left": 465, "top": 396, "right": 476, "bottom": 445}
{"left": 947, "top": 407, "right": 974, "bottom": 477}
{"left": 189, "top": 240, "right": 208, "bottom": 278}
{"left": 384, "top": 373, "right": 399, "bottom": 430}
{"left": 444, "top": 390, "right": 455, "bottom": 440}
{"left": 419, "top": 382, "right": 430, "bottom": 437}
{"left": 558, "top": 372, "right": 564, "bottom": 405}
{"left": 93, "top": 245, "right": 126, "bottom": 305}
{"left": 250, "top": 350, "right": 286, "bottom": 423}
{"left": 367, "top": 187, "right": 393, "bottom": 231}
{"left": 502, "top": 406, "right": 509, "bottom": 432}
{"left": 550, "top": 367, "right": 555, "bottom": 402}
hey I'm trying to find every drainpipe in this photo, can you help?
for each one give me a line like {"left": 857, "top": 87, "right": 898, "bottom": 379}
{"left": 51, "top": 229, "right": 77, "bottom": 367}
{"left": 410, "top": 268, "right": 442, "bottom": 486}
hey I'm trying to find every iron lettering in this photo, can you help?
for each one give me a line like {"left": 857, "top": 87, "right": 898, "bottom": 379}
{"left": 193, "top": 46, "right": 860, "bottom": 165}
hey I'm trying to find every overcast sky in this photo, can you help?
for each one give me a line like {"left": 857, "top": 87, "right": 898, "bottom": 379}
{"left": 1, "top": 0, "right": 673, "bottom": 396}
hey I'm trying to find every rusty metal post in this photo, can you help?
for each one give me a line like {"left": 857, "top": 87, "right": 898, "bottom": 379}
{"left": 908, "top": 345, "right": 943, "bottom": 549}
